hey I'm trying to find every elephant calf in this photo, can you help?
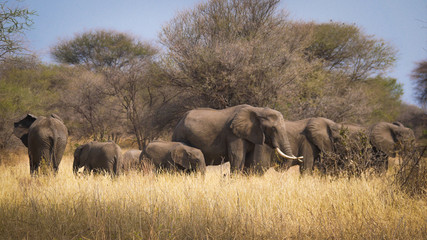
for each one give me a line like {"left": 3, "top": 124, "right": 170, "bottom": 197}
{"left": 141, "top": 141, "right": 206, "bottom": 174}
{"left": 121, "top": 149, "right": 142, "bottom": 171}
{"left": 73, "top": 141, "right": 122, "bottom": 175}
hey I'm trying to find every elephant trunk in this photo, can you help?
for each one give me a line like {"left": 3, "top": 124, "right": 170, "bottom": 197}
{"left": 276, "top": 132, "right": 303, "bottom": 162}
{"left": 73, "top": 159, "right": 79, "bottom": 175}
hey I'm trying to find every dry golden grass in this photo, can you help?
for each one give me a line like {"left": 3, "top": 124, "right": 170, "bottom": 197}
{"left": 0, "top": 153, "right": 426, "bottom": 239}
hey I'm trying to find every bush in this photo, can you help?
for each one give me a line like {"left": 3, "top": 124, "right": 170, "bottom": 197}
{"left": 393, "top": 146, "right": 427, "bottom": 197}
{"left": 317, "top": 127, "right": 374, "bottom": 177}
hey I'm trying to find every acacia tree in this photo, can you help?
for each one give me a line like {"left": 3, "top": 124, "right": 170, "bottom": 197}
{"left": 0, "top": 1, "right": 35, "bottom": 61}
{"left": 52, "top": 30, "right": 159, "bottom": 148}
{"left": 288, "top": 21, "right": 401, "bottom": 123}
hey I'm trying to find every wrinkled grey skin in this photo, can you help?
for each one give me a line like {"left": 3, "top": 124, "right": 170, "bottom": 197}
{"left": 279, "top": 118, "right": 415, "bottom": 173}
{"left": 73, "top": 141, "right": 122, "bottom": 175}
{"left": 121, "top": 149, "right": 142, "bottom": 171}
{"left": 141, "top": 141, "right": 206, "bottom": 174}
{"left": 14, "top": 114, "right": 68, "bottom": 174}
{"left": 172, "top": 104, "right": 296, "bottom": 173}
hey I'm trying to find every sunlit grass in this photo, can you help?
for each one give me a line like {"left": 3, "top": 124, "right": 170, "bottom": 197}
{"left": 0, "top": 154, "right": 426, "bottom": 239}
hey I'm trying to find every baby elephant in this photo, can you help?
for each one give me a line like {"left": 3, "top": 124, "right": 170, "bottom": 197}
{"left": 121, "top": 149, "right": 142, "bottom": 171}
{"left": 142, "top": 141, "right": 206, "bottom": 174}
{"left": 73, "top": 141, "right": 122, "bottom": 175}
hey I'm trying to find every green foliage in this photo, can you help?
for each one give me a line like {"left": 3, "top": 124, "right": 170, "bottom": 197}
{"left": 307, "top": 22, "right": 396, "bottom": 82}
{"left": 284, "top": 21, "right": 399, "bottom": 123}
{"left": 0, "top": 56, "right": 66, "bottom": 150}
{"left": 366, "top": 76, "right": 403, "bottom": 122}
{"left": 0, "top": 1, "right": 35, "bottom": 60}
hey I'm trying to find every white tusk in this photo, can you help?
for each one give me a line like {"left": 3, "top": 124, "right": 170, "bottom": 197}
{"left": 275, "top": 148, "right": 304, "bottom": 162}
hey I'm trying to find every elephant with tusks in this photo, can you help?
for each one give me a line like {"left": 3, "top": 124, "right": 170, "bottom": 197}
{"left": 172, "top": 104, "right": 303, "bottom": 174}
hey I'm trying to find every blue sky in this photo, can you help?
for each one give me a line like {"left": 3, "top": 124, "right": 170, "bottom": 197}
{"left": 22, "top": 0, "right": 426, "bottom": 106}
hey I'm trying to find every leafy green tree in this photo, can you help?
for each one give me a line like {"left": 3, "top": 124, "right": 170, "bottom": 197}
{"left": 306, "top": 22, "right": 396, "bottom": 82}
{"left": 365, "top": 76, "right": 403, "bottom": 122}
{"left": 0, "top": 1, "right": 35, "bottom": 60}
{"left": 288, "top": 21, "right": 400, "bottom": 123}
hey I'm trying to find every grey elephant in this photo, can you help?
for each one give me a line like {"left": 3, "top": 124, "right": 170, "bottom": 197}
{"left": 121, "top": 149, "right": 142, "bottom": 171}
{"left": 368, "top": 121, "right": 415, "bottom": 170}
{"left": 281, "top": 118, "right": 415, "bottom": 173}
{"left": 13, "top": 113, "right": 68, "bottom": 174}
{"left": 258, "top": 117, "right": 337, "bottom": 174}
{"left": 73, "top": 141, "right": 122, "bottom": 175}
{"left": 172, "top": 104, "right": 302, "bottom": 173}
{"left": 141, "top": 141, "right": 207, "bottom": 174}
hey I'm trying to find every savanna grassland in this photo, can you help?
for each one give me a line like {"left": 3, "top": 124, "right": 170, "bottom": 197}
{"left": 0, "top": 152, "right": 426, "bottom": 240}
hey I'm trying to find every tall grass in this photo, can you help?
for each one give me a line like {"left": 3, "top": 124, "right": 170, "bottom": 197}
{"left": 0, "top": 154, "right": 426, "bottom": 239}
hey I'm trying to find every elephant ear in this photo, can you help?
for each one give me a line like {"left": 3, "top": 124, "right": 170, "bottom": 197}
{"left": 50, "top": 113, "right": 64, "bottom": 122}
{"left": 13, "top": 114, "right": 37, "bottom": 147}
{"left": 170, "top": 145, "right": 191, "bottom": 170}
{"left": 230, "top": 107, "right": 264, "bottom": 145}
{"left": 392, "top": 122, "right": 404, "bottom": 127}
{"left": 306, "top": 118, "right": 336, "bottom": 152}
{"left": 370, "top": 122, "right": 395, "bottom": 154}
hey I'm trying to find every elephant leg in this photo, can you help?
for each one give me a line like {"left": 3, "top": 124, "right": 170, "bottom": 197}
{"left": 227, "top": 137, "right": 246, "bottom": 172}
{"left": 29, "top": 153, "right": 37, "bottom": 175}
{"left": 300, "top": 141, "right": 317, "bottom": 175}
{"left": 245, "top": 144, "right": 271, "bottom": 174}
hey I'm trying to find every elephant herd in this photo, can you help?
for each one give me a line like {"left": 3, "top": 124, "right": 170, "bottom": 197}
{"left": 13, "top": 104, "right": 415, "bottom": 175}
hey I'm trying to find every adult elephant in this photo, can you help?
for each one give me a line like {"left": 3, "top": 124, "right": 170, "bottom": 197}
{"left": 368, "top": 121, "right": 415, "bottom": 171}
{"left": 121, "top": 149, "right": 142, "bottom": 171}
{"left": 73, "top": 141, "right": 122, "bottom": 175}
{"left": 263, "top": 117, "right": 340, "bottom": 174}
{"left": 13, "top": 114, "right": 68, "bottom": 174}
{"left": 172, "top": 104, "right": 302, "bottom": 173}
{"left": 141, "top": 141, "right": 206, "bottom": 174}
